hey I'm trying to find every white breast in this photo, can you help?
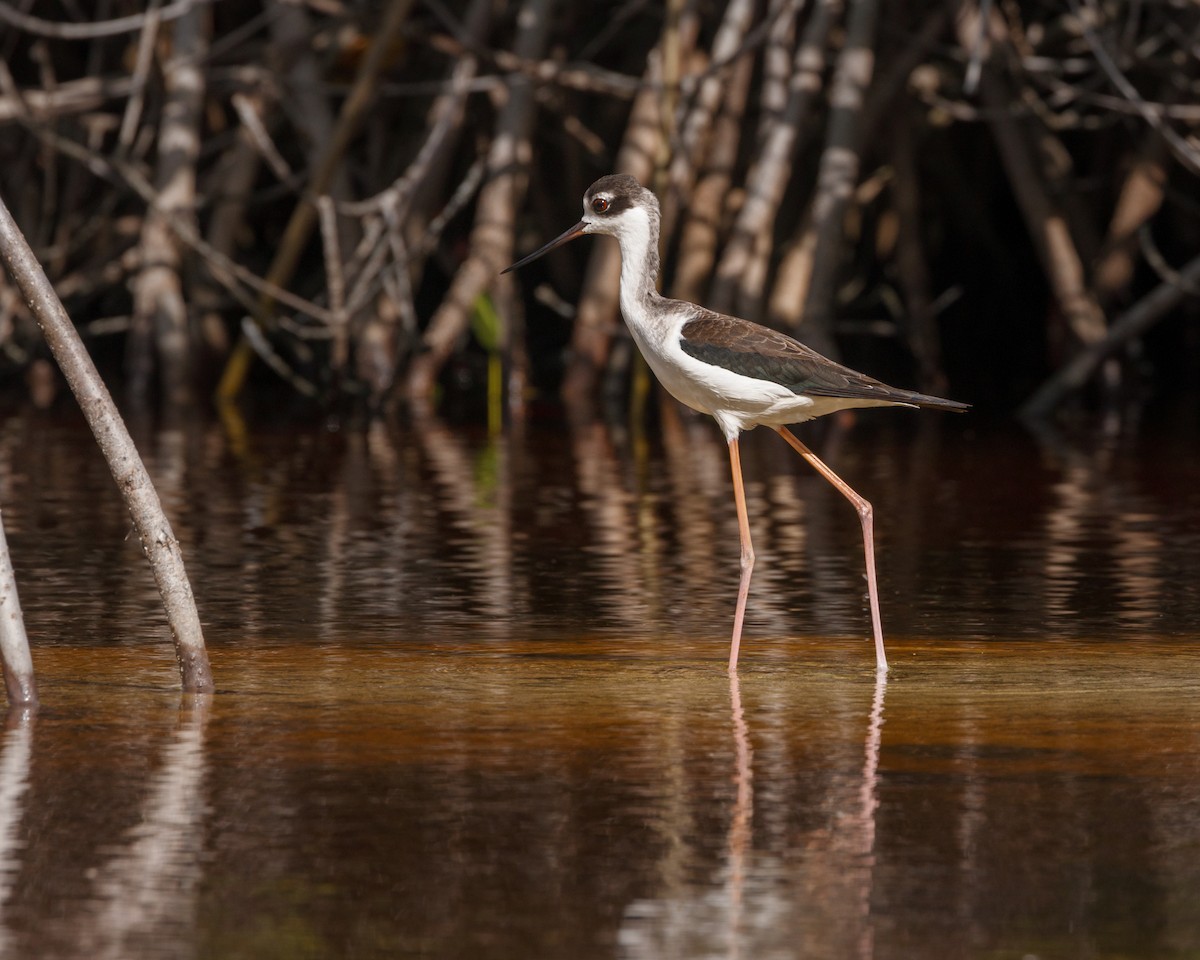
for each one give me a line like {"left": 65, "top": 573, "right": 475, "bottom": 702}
{"left": 621, "top": 306, "right": 823, "bottom": 440}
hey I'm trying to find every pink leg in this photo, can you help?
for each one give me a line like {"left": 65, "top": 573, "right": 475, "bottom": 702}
{"left": 727, "top": 437, "right": 755, "bottom": 674}
{"left": 776, "top": 427, "right": 889, "bottom": 674}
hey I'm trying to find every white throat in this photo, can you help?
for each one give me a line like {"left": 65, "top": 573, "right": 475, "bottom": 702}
{"left": 608, "top": 207, "right": 661, "bottom": 325}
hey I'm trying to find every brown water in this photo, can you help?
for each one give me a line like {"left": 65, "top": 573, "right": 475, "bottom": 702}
{"left": 1, "top": 406, "right": 1199, "bottom": 959}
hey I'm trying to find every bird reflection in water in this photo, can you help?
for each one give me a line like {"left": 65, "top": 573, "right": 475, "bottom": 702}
{"left": 621, "top": 672, "right": 888, "bottom": 959}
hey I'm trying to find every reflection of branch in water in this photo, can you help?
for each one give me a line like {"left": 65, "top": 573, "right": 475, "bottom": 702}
{"left": 0, "top": 710, "right": 34, "bottom": 958}
{"left": 727, "top": 672, "right": 753, "bottom": 959}
{"left": 414, "top": 415, "right": 513, "bottom": 629}
{"left": 76, "top": 697, "right": 211, "bottom": 960}
{"left": 1028, "top": 421, "right": 1164, "bottom": 628}
{"left": 570, "top": 415, "right": 810, "bottom": 642}
{"left": 664, "top": 418, "right": 807, "bottom": 642}
{"left": 569, "top": 420, "right": 645, "bottom": 632}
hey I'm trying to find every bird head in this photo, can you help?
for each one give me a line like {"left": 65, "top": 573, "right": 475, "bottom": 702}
{"left": 503, "top": 174, "right": 659, "bottom": 274}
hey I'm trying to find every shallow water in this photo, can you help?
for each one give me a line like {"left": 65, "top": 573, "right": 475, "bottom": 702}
{"left": 1, "top": 406, "right": 1199, "bottom": 958}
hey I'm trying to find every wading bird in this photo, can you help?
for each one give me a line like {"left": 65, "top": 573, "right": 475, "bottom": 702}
{"left": 505, "top": 175, "right": 968, "bottom": 673}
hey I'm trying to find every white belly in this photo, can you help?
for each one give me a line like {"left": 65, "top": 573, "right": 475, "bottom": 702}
{"left": 628, "top": 322, "right": 904, "bottom": 440}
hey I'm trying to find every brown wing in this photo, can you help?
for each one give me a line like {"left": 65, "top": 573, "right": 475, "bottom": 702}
{"left": 679, "top": 311, "right": 969, "bottom": 411}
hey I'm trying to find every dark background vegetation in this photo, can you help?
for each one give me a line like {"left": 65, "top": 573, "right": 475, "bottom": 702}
{"left": 0, "top": 0, "right": 1197, "bottom": 427}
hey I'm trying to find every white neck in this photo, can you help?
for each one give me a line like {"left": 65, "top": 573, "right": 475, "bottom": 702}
{"left": 612, "top": 207, "right": 663, "bottom": 330}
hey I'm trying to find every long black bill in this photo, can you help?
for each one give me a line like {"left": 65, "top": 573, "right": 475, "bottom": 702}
{"left": 502, "top": 221, "right": 588, "bottom": 274}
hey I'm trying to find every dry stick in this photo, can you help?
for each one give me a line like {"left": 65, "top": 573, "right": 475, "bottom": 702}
{"left": 216, "top": 0, "right": 414, "bottom": 402}
{"left": 23, "top": 122, "right": 335, "bottom": 324}
{"left": 661, "top": 0, "right": 756, "bottom": 239}
{"left": 425, "top": 34, "right": 641, "bottom": 100}
{"left": 365, "top": 225, "right": 412, "bottom": 404}
{"left": 0, "top": 194, "right": 214, "bottom": 693}
{"left": 636, "top": 7, "right": 685, "bottom": 452}
{"left": 215, "top": 0, "right": 350, "bottom": 400}
{"left": 345, "top": 155, "right": 488, "bottom": 326}
{"left": 341, "top": 57, "right": 477, "bottom": 300}
{"left": 1021, "top": 252, "right": 1200, "bottom": 418}
{"left": 316, "top": 195, "right": 349, "bottom": 372}
{"left": 129, "top": 0, "right": 208, "bottom": 406}
{"left": 672, "top": 50, "right": 755, "bottom": 304}
{"left": 395, "top": 1, "right": 492, "bottom": 268}
{"left": 0, "top": 72, "right": 137, "bottom": 124}
{"left": 115, "top": 0, "right": 161, "bottom": 153}
{"left": 658, "top": 0, "right": 684, "bottom": 180}
{"left": 1072, "top": 0, "right": 1200, "bottom": 177}
{"left": 754, "top": 0, "right": 800, "bottom": 137}
{"left": 405, "top": 0, "right": 556, "bottom": 406}
{"left": 746, "top": 13, "right": 935, "bottom": 307}
{"left": 47, "top": 248, "right": 138, "bottom": 303}
{"left": 891, "top": 112, "right": 945, "bottom": 393}
{"left": 857, "top": 9, "right": 947, "bottom": 141}
{"left": 635, "top": 3, "right": 698, "bottom": 420}
{"left": 713, "top": 0, "right": 803, "bottom": 306}
{"left": 711, "top": 0, "right": 837, "bottom": 319}
{"left": 854, "top": 7, "right": 951, "bottom": 380}
{"left": 1092, "top": 141, "right": 1167, "bottom": 306}
{"left": 1139, "top": 226, "right": 1200, "bottom": 296}
{"left": 350, "top": 0, "right": 494, "bottom": 319}
{"left": 0, "top": 0, "right": 206, "bottom": 40}
{"left": 791, "top": 0, "right": 881, "bottom": 359}
{"left": 980, "top": 73, "right": 1108, "bottom": 350}
{"left": 345, "top": 0, "right": 493, "bottom": 398}
{"left": 342, "top": 221, "right": 397, "bottom": 335}
{"left": 561, "top": 51, "right": 664, "bottom": 407}
{"left": 230, "top": 91, "right": 293, "bottom": 183}
{"left": 679, "top": 0, "right": 797, "bottom": 97}
{"left": 350, "top": 158, "right": 490, "bottom": 403}
{"left": 339, "top": 20, "right": 486, "bottom": 224}
{"left": 1026, "top": 118, "right": 1105, "bottom": 284}
{"left": 706, "top": 0, "right": 802, "bottom": 319}
{"left": 194, "top": 98, "right": 266, "bottom": 356}
{"left": 960, "top": 5, "right": 1108, "bottom": 354}
{"left": 27, "top": 45, "right": 60, "bottom": 252}
{"left": 0, "top": 506, "right": 36, "bottom": 706}
{"left": 47, "top": 85, "right": 121, "bottom": 280}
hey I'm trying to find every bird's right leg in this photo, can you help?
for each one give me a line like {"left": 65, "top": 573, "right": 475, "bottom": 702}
{"left": 776, "top": 426, "right": 888, "bottom": 673}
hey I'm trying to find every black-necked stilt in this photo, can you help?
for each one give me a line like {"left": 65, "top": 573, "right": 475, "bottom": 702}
{"left": 505, "top": 174, "right": 968, "bottom": 674}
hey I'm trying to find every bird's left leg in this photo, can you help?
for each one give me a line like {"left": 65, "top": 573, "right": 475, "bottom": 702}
{"left": 727, "top": 436, "right": 755, "bottom": 673}
{"left": 775, "top": 426, "right": 888, "bottom": 673}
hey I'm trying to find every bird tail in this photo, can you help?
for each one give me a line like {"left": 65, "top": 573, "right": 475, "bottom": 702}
{"left": 893, "top": 390, "right": 970, "bottom": 412}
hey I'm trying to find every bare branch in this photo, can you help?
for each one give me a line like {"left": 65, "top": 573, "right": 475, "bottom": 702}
{"left": 406, "top": 0, "right": 557, "bottom": 405}
{"left": 0, "top": 0, "right": 213, "bottom": 41}
{"left": 1022, "top": 252, "right": 1200, "bottom": 417}
{"left": 1071, "top": 0, "right": 1200, "bottom": 175}
{"left": 0, "top": 192, "right": 214, "bottom": 692}
{"left": 711, "top": 0, "right": 837, "bottom": 319}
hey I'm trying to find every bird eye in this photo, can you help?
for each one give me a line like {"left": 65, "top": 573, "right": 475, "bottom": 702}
{"left": 591, "top": 196, "right": 610, "bottom": 214}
